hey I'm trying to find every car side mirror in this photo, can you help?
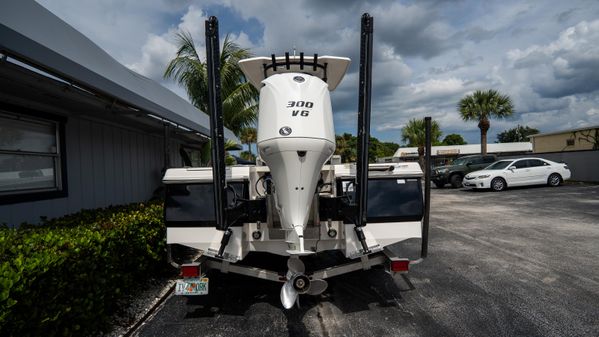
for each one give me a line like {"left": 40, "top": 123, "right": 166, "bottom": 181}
{"left": 508, "top": 166, "right": 515, "bottom": 171}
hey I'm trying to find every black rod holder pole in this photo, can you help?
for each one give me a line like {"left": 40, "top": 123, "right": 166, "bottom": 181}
{"left": 205, "top": 16, "right": 228, "bottom": 235}
{"left": 422, "top": 116, "right": 432, "bottom": 258}
{"left": 354, "top": 13, "right": 374, "bottom": 254}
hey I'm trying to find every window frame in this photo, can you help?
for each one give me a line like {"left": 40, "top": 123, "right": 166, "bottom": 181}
{"left": 0, "top": 103, "right": 68, "bottom": 204}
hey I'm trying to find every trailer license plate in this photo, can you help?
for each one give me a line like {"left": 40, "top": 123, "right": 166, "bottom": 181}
{"left": 175, "top": 278, "right": 209, "bottom": 295}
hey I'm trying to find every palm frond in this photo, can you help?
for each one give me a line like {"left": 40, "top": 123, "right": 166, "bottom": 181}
{"left": 164, "top": 30, "right": 258, "bottom": 136}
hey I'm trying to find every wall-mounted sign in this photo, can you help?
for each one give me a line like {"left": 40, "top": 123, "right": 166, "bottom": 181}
{"left": 437, "top": 149, "right": 460, "bottom": 155}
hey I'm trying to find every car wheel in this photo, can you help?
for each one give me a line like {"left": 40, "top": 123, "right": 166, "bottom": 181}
{"left": 434, "top": 181, "right": 445, "bottom": 188}
{"left": 548, "top": 173, "right": 562, "bottom": 187}
{"left": 490, "top": 177, "right": 506, "bottom": 192}
{"left": 450, "top": 174, "right": 463, "bottom": 188}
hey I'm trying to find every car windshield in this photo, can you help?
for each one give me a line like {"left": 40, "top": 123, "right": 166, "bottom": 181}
{"left": 452, "top": 157, "right": 470, "bottom": 165}
{"left": 485, "top": 160, "right": 513, "bottom": 170}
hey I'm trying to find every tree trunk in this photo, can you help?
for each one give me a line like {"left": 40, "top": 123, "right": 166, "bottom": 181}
{"left": 478, "top": 119, "right": 490, "bottom": 155}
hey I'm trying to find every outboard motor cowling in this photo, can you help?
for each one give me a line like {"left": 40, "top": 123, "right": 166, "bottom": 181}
{"left": 257, "top": 72, "right": 335, "bottom": 254}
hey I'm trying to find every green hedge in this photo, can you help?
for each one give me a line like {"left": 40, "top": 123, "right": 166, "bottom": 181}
{"left": 0, "top": 202, "right": 167, "bottom": 337}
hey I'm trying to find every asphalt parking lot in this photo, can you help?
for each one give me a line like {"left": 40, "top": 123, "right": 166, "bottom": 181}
{"left": 136, "top": 183, "right": 599, "bottom": 337}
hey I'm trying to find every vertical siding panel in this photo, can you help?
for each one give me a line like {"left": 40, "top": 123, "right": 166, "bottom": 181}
{"left": 129, "top": 131, "right": 138, "bottom": 201}
{"left": 140, "top": 133, "right": 146, "bottom": 199}
{"left": 119, "top": 129, "right": 128, "bottom": 203}
{"left": 146, "top": 134, "right": 153, "bottom": 198}
{"left": 34, "top": 200, "right": 53, "bottom": 223}
{"left": 103, "top": 125, "right": 115, "bottom": 206}
{"left": 52, "top": 198, "right": 69, "bottom": 220}
{"left": 155, "top": 137, "right": 161, "bottom": 191}
{"left": 153, "top": 136, "right": 160, "bottom": 180}
{"left": 149, "top": 135, "right": 155, "bottom": 176}
{"left": 92, "top": 122, "right": 105, "bottom": 207}
{"left": 119, "top": 128, "right": 128, "bottom": 204}
{"left": 142, "top": 133, "right": 150, "bottom": 198}
{"left": 46, "top": 199, "right": 63, "bottom": 221}
{"left": 136, "top": 132, "right": 144, "bottom": 199}
{"left": 113, "top": 127, "right": 124, "bottom": 205}
{"left": 112, "top": 126, "right": 119, "bottom": 205}
{"left": 123, "top": 130, "right": 133, "bottom": 203}
{"left": 140, "top": 133, "right": 148, "bottom": 198}
{"left": 8, "top": 203, "right": 29, "bottom": 226}
{"left": 154, "top": 137, "right": 164, "bottom": 189}
{"left": 135, "top": 133, "right": 141, "bottom": 200}
{"left": 79, "top": 120, "right": 94, "bottom": 209}
{"left": 0, "top": 204, "right": 13, "bottom": 227}
{"left": 150, "top": 135, "right": 159, "bottom": 194}
{"left": 129, "top": 130, "right": 137, "bottom": 203}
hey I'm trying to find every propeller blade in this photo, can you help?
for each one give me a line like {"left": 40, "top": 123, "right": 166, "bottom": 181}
{"left": 307, "top": 279, "right": 328, "bottom": 295}
{"left": 287, "top": 257, "right": 305, "bottom": 274}
{"left": 280, "top": 280, "right": 298, "bottom": 309}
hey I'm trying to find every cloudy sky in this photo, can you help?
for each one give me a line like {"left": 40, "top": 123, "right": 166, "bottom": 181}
{"left": 38, "top": 0, "right": 599, "bottom": 144}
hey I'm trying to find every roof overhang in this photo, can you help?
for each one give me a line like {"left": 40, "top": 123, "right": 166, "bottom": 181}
{"left": 0, "top": 1, "right": 237, "bottom": 142}
{"left": 528, "top": 125, "right": 599, "bottom": 138}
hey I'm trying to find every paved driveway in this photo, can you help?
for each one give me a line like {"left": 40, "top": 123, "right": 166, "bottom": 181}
{"left": 136, "top": 184, "right": 599, "bottom": 337}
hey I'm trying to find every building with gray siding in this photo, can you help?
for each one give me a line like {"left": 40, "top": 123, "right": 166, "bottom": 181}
{"left": 0, "top": 1, "right": 235, "bottom": 226}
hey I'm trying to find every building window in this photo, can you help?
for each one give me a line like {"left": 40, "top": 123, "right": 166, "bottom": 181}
{"left": 566, "top": 138, "right": 575, "bottom": 146}
{"left": 0, "top": 106, "right": 67, "bottom": 204}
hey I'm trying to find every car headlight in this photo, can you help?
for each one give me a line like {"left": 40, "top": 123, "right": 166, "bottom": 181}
{"left": 438, "top": 168, "right": 448, "bottom": 173}
{"left": 477, "top": 174, "right": 490, "bottom": 179}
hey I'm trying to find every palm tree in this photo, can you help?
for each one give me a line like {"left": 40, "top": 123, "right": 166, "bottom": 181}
{"left": 458, "top": 89, "right": 514, "bottom": 155}
{"left": 239, "top": 127, "right": 257, "bottom": 160}
{"left": 401, "top": 118, "right": 442, "bottom": 169}
{"left": 164, "top": 31, "right": 259, "bottom": 136}
{"left": 200, "top": 139, "right": 240, "bottom": 166}
{"left": 334, "top": 133, "right": 357, "bottom": 163}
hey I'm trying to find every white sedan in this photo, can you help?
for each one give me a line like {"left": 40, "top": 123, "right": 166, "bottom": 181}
{"left": 462, "top": 158, "right": 571, "bottom": 191}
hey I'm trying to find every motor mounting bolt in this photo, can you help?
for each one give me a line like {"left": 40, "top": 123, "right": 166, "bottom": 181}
{"left": 327, "top": 228, "right": 337, "bottom": 238}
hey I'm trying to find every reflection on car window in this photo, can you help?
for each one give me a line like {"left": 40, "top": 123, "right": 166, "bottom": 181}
{"left": 527, "top": 159, "right": 544, "bottom": 167}
{"left": 513, "top": 160, "right": 528, "bottom": 169}
{"left": 485, "top": 160, "right": 512, "bottom": 170}
{"left": 452, "top": 157, "right": 468, "bottom": 165}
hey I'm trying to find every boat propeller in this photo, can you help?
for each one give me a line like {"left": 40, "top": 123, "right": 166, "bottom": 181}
{"left": 280, "top": 256, "right": 328, "bottom": 309}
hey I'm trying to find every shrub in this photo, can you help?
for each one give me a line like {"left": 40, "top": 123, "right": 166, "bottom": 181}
{"left": 0, "top": 202, "right": 167, "bottom": 337}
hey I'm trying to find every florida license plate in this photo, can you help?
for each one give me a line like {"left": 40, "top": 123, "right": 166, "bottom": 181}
{"left": 175, "top": 277, "right": 209, "bottom": 295}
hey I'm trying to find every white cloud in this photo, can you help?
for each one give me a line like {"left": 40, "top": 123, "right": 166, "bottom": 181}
{"left": 502, "top": 19, "right": 599, "bottom": 106}
{"left": 36, "top": 0, "right": 599, "bottom": 143}
{"left": 586, "top": 108, "right": 599, "bottom": 117}
{"left": 128, "top": 6, "right": 208, "bottom": 81}
{"left": 410, "top": 78, "right": 465, "bottom": 98}
{"left": 128, "top": 34, "right": 177, "bottom": 80}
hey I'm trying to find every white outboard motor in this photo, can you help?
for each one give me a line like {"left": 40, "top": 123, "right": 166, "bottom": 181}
{"left": 257, "top": 72, "right": 335, "bottom": 254}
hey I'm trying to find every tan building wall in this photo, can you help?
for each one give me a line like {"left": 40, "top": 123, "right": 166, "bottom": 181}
{"left": 531, "top": 128, "right": 598, "bottom": 153}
